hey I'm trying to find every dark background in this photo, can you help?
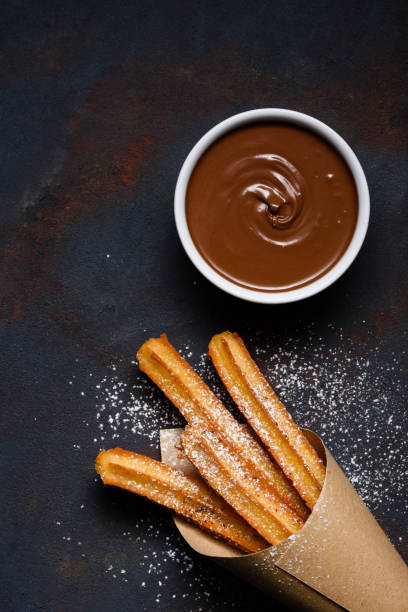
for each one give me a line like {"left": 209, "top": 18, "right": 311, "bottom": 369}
{"left": 1, "top": 1, "right": 407, "bottom": 611}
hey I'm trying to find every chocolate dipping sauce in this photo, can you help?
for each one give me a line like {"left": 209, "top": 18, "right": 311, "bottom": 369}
{"left": 186, "top": 123, "right": 358, "bottom": 292}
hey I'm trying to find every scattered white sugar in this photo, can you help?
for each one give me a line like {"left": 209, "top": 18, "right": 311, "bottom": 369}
{"left": 61, "top": 324, "right": 406, "bottom": 598}
{"left": 87, "top": 327, "right": 407, "bottom": 516}
{"left": 249, "top": 331, "right": 407, "bottom": 514}
{"left": 91, "top": 363, "right": 184, "bottom": 449}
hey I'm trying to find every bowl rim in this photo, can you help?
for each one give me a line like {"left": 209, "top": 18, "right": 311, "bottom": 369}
{"left": 174, "top": 108, "right": 370, "bottom": 304}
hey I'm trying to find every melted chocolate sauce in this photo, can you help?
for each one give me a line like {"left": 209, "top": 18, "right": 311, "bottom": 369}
{"left": 186, "top": 123, "right": 358, "bottom": 292}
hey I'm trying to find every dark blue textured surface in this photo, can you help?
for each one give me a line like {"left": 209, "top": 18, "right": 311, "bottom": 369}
{"left": 0, "top": 1, "right": 407, "bottom": 610}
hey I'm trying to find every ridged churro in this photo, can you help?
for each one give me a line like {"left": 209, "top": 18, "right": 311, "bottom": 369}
{"left": 192, "top": 427, "right": 303, "bottom": 533}
{"left": 96, "top": 448, "right": 267, "bottom": 553}
{"left": 137, "top": 334, "right": 308, "bottom": 521}
{"left": 208, "top": 332, "right": 326, "bottom": 509}
{"left": 182, "top": 426, "right": 290, "bottom": 546}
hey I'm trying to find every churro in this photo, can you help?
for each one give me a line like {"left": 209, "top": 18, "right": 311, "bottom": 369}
{"left": 96, "top": 448, "right": 267, "bottom": 553}
{"left": 208, "top": 331, "right": 325, "bottom": 508}
{"left": 182, "top": 426, "right": 290, "bottom": 545}
{"left": 137, "top": 334, "right": 309, "bottom": 520}
{"left": 193, "top": 427, "right": 303, "bottom": 533}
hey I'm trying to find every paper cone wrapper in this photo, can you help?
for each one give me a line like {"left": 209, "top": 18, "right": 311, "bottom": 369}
{"left": 160, "top": 428, "right": 408, "bottom": 612}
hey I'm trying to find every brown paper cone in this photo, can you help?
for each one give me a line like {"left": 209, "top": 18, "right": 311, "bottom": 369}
{"left": 160, "top": 428, "right": 408, "bottom": 612}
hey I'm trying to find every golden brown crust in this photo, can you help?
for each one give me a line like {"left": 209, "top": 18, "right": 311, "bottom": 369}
{"left": 195, "top": 428, "right": 304, "bottom": 534}
{"left": 137, "top": 334, "right": 308, "bottom": 519}
{"left": 234, "top": 423, "right": 309, "bottom": 521}
{"left": 182, "top": 426, "right": 290, "bottom": 546}
{"left": 96, "top": 448, "right": 267, "bottom": 553}
{"left": 208, "top": 332, "right": 325, "bottom": 509}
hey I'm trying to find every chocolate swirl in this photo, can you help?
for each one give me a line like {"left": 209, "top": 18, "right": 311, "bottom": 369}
{"left": 242, "top": 154, "right": 304, "bottom": 229}
{"left": 224, "top": 153, "right": 306, "bottom": 250}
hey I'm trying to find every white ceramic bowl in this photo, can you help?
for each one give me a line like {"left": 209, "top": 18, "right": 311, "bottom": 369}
{"left": 174, "top": 109, "right": 370, "bottom": 304}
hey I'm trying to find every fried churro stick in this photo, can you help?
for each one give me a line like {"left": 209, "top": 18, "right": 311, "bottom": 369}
{"left": 234, "top": 423, "right": 308, "bottom": 521}
{"left": 137, "top": 335, "right": 309, "bottom": 521}
{"left": 209, "top": 332, "right": 325, "bottom": 509}
{"left": 96, "top": 448, "right": 267, "bottom": 553}
{"left": 195, "top": 428, "right": 304, "bottom": 534}
{"left": 182, "top": 426, "right": 290, "bottom": 546}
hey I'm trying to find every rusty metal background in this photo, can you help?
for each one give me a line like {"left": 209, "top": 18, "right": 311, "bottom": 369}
{"left": 0, "top": 1, "right": 407, "bottom": 611}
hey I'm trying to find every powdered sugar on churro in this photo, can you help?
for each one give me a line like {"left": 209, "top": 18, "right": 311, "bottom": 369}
{"left": 89, "top": 327, "right": 407, "bottom": 519}
{"left": 81, "top": 322, "right": 407, "bottom": 596}
{"left": 254, "top": 333, "right": 407, "bottom": 516}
